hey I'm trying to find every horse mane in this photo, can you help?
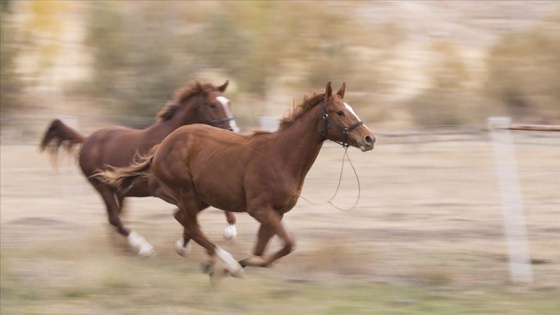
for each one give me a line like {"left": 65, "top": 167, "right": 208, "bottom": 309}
{"left": 277, "top": 91, "right": 326, "bottom": 131}
{"left": 157, "top": 81, "right": 219, "bottom": 121}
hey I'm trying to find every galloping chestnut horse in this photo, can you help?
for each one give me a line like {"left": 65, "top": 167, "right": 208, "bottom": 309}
{"left": 97, "top": 82, "right": 375, "bottom": 276}
{"left": 40, "top": 80, "right": 240, "bottom": 256}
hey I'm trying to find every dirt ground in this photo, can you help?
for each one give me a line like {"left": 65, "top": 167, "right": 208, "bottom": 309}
{"left": 1, "top": 133, "right": 559, "bottom": 313}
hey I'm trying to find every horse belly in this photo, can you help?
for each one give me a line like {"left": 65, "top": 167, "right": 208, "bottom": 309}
{"left": 196, "top": 182, "right": 246, "bottom": 212}
{"left": 80, "top": 128, "right": 146, "bottom": 176}
{"left": 123, "top": 178, "right": 152, "bottom": 197}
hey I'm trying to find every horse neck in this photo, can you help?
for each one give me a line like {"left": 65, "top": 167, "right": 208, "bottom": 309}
{"left": 146, "top": 99, "right": 200, "bottom": 140}
{"left": 273, "top": 104, "right": 325, "bottom": 179}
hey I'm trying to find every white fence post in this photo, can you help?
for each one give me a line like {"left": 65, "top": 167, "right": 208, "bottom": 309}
{"left": 488, "top": 117, "right": 533, "bottom": 283}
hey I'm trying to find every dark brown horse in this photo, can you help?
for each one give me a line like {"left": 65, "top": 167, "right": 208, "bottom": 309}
{"left": 97, "top": 82, "right": 375, "bottom": 276}
{"left": 40, "top": 80, "right": 239, "bottom": 257}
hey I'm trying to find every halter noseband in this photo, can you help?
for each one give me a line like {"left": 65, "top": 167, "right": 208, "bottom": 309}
{"left": 320, "top": 100, "right": 364, "bottom": 148}
{"left": 198, "top": 93, "right": 235, "bottom": 127}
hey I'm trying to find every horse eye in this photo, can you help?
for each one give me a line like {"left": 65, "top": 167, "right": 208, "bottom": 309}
{"left": 209, "top": 103, "right": 217, "bottom": 109}
{"left": 336, "top": 110, "right": 344, "bottom": 116}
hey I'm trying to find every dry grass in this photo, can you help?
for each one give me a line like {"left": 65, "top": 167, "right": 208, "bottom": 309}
{"left": 1, "top": 137, "right": 560, "bottom": 313}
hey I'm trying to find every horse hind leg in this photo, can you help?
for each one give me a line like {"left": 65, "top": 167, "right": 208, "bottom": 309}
{"left": 174, "top": 199, "right": 243, "bottom": 278}
{"left": 223, "top": 211, "right": 237, "bottom": 240}
{"left": 92, "top": 181, "right": 155, "bottom": 257}
{"left": 116, "top": 194, "right": 126, "bottom": 215}
{"left": 174, "top": 210, "right": 193, "bottom": 257}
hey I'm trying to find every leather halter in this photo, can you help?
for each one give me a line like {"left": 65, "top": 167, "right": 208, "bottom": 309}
{"left": 320, "top": 100, "right": 364, "bottom": 148}
{"left": 198, "top": 93, "right": 235, "bottom": 127}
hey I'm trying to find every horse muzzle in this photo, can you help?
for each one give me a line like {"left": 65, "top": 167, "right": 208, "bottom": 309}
{"left": 359, "top": 135, "right": 375, "bottom": 152}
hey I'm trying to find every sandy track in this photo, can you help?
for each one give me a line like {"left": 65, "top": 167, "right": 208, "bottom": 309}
{"left": 1, "top": 137, "right": 559, "bottom": 287}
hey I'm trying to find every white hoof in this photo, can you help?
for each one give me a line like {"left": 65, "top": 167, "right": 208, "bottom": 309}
{"left": 175, "top": 239, "right": 192, "bottom": 257}
{"left": 128, "top": 231, "right": 156, "bottom": 257}
{"left": 223, "top": 224, "right": 237, "bottom": 240}
{"left": 215, "top": 247, "right": 244, "bottom": 277}
{"left": 138, "top": 245, "right": 156, "bottom": 258}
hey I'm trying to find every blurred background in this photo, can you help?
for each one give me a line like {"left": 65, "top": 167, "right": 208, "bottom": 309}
{"left": 1, "top": 0, "right": 559, "bottom": 136}
{"left": 1, "top": 1, "right": 560, "bottom": 314}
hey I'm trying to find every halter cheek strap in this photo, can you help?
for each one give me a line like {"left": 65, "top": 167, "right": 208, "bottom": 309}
{"left": 320, "top": 100, "right": 364, "bottom": 148}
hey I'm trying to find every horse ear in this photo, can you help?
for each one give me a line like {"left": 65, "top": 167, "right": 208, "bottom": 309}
{"left": 325, "top": 82, "right": 333, "bottom": 98}
{"left": 337, "top": 82, "right": 346, "bottom": 99}
{"left": 218, "top": 80, "right": 229, "bottom": 93}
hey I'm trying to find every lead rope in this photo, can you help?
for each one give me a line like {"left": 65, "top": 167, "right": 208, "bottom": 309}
{"left": 300, "top": 147, "right": 361, "bottom": 211}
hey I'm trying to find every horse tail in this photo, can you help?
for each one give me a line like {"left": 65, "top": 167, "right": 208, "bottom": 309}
{"left": 92, "top": 146, "right": 158, "bottom": 192}
{"left": 39, "top": 119, "right": 85, "bottom": 163}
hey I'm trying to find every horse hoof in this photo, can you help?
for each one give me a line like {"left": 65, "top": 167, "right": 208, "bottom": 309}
{"left": 229, "top": 267, "right": 244, "bottom": 278}
{"left": 175, "top": 239, "right": 192, "bottom": 257}
{"left": 138, "top": 246, "right": 156, "bottom": 258}
{"left": 129, "top": 231, "right": 156, "bottom": 257}
{"left": 239, "top": 255, "right": 265, "bottom": 267}
{"left": 215, "top": 248, "right": 244, "bottom": 277}
{"left": 223, "top": 224, "right": 237, "bottom": 240}
{"left": 201, "top": 262, "right": 214, "bottom": 274}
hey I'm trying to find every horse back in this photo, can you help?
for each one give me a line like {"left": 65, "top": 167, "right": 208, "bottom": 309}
{"left": 79, "top": 126, "right": 158, "bottom": 177}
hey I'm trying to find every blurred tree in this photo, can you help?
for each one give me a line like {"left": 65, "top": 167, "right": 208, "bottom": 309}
{"left": 83, "top": 1, "right": 195, "bottom": 117}
{"left": 1, "top": 0, "right": 12, "bottom": 12}
{"left": 21, "top": 0, "right": 71, "bottom": 80}
{"left": 188, "top": 11, "right": 255, "bottom": 93}
{"left": 1, "top": 1, "right": 25, "bottom": 116}
{"left": 84, "top": 1, "right": 126, "bottom": 103}
{"left": 485, "top": 14, "right": 560, "bottom": 122}
{"left": 188, "top": 1, "right": 282, "bottom": 97}
{"left": 82, "top": 1, "right": 403, "bottom": 120}
{"left": 407, "top": 41, "right": 477, "bottom": 126}
{"left": 427, "top": 41, "right": 470, "bottom": 92}
{"left": 190, "top": 1, "right": 403, "bottom": 99}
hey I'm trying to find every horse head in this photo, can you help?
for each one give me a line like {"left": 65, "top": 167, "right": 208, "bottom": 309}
{"left": 321, "top": 82, "right": 375, "bottom": 151}
{"left": 195, "top": 80, "right": 240, "bottom": 132}
{"left": 162, "top": 80, "right": 239, "bottom": 133}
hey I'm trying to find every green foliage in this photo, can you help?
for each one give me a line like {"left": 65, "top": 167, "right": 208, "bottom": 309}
{"left": 82, "top": 1, "right": 403, "bottom": 117}
{"left": 80, "top": 3, "right": 560, "bottom": 126}
{"left": 188, "top": 11, "right": 258, "bottom": 94}
{"left": 1, "top": 0, "right": 13, "bottom": 12}
{"left": 83, "top": 2, "right": 196, "bottom": 117}
{"left": 485, "top": 15, "right": 560, "bottom": 121}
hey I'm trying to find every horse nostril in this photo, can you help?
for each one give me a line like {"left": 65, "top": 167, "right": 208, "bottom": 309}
{"left": 364, "top": 135, "right": 374, "bottom": 145}
{"left": 229, "top": 128, "right": 234, "bottom": 132}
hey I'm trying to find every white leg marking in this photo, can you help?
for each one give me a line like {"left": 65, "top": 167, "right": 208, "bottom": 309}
{"left": 215, "top": 247, "right": 244, "bottom": 277}
{"left": 175, "top": 239, "right": 192, "bottom": 257}
{"left": 128, "top": 231, "right": 156, "bottom": 257}
{"left": 223, "top": 224, "right": 237, "bottom": 240}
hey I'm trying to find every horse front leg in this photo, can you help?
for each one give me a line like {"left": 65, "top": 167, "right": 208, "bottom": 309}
{"left": 241, "top": 209, "right": 295, "bottom": 268}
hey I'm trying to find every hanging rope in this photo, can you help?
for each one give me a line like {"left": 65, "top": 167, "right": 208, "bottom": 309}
{"left": 300, "top": 147, "right": 361, "bottom": 211}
